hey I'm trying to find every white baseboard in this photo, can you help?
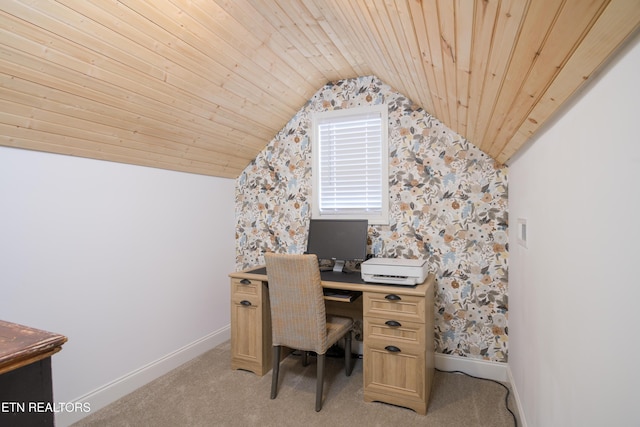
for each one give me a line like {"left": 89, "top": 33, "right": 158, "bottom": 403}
{"left": 506, "top": 364, "right": 528, "bottom": 427}
{"left": 56, "top": 325, "right": 230, "bottom": 427}
{"left": 434, "top": 353, "right": 509, "bottom": 382}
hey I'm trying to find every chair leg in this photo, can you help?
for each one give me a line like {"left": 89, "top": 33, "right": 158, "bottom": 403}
{"left": 345, "top": 331, "right": 353, "bottom": 377}
{"left": 271, "top": 346, "right": 281, "bottom": 399}
{"left": 315, "top": 353, "right": 325, "bottom": 412}
{"left": 302, "top": 351, "right": 309, "bottom": 367}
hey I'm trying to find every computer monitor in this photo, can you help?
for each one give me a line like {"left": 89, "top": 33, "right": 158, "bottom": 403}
{"left": 306, "top": 219, "right": 368, "bottom": 272}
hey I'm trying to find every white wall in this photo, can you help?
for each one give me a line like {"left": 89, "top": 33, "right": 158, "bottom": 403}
{"left": 0, "top": 147, "right": 236, "bottom": 426}
{"left": 508, "top": 32, "right": 640, "bottom": 427}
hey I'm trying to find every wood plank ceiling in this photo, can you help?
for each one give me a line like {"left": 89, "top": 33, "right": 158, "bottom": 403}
{"left": 1, "top": 0, "right": 639, "bottom": 178}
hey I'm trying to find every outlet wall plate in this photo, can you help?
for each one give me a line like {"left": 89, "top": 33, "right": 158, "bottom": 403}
{"left": 517, "top": 218, "right": 527, "bottom": 248}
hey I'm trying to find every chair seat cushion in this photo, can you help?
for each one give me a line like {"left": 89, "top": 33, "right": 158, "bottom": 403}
{"left": 324, "top": 315, "right": 353, "bottom": 351}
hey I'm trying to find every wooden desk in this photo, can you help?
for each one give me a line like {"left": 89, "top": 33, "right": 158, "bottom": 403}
{"left": 229, "top": 267, "right": 435, "bottom": 415}
{"left": 0, "top": 320, "right": 67, "bottom": 427}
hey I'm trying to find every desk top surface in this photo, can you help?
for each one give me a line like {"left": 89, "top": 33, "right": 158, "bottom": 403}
{"left": 0, "top": 320, "right": 67, "bottom": 374}
{"left": 230, "top": 265, "right": 435, "bottom": 296}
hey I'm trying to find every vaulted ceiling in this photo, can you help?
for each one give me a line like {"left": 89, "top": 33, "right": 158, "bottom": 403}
{"left": 1, "top": 1, "right": 639, "bottom": 178}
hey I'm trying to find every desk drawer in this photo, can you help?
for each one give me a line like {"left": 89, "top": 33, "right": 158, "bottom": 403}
{"left": 363, "top": 292, "right": 425, "bottom": 323}
{"left": 364, "top": 341, "right": 426, "bottom": 405}
{"left": 364, "top": 317, "right": 425, "bottom": 351}
{"left": 232, "top": 278, "right": 262, "bottom": 299}
{"left": 231, "top": 293, "right": 261, "bottom": 308}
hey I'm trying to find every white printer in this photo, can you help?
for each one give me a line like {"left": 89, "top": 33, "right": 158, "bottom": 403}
{"left": 361, "top": 258, "right": 429, "bottom": 286}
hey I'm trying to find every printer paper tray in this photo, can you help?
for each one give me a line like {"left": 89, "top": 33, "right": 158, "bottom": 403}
{"left": 361, "top": 274, "right": 418, "bottom": 286}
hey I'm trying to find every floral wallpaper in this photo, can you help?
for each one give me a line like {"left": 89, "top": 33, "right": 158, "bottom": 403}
{"left": 235, "top": 76, "right": 509, "bottom": 363}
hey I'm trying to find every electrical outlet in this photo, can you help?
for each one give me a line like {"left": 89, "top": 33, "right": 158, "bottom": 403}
{"left": 517, "top": 218, "right": 527, "bottom": 248}
{"left": 353, "top": 320, "right": 363, "bottom": 341}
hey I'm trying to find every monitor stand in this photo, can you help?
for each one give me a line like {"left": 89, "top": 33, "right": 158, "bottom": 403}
{"left": 333, "top": 260, "right": 345, "bottom": 273}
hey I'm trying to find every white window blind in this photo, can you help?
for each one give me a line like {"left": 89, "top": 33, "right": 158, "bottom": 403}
{"left": 312, "top": 105, "right": 389, "bottom": 224}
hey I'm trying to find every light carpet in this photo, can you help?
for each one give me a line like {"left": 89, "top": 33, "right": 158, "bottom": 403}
{"left": 72, "top": 341, "right": 518, "bottom": 427}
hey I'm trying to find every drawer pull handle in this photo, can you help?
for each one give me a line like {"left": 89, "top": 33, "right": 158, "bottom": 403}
{"left": 385, "top": 345, "right": 401, "bottom": 353}
{"left": 240, "top": 279, "right": 251, "bottom": 285}
{"left": 385, "top": 294, "right": 401, "bottom": 301}
{"left": 240, "top": 300, "right": 252, "bottom": 307}
{"left": 385, "top": 320, "right": 402, "bottom": 327}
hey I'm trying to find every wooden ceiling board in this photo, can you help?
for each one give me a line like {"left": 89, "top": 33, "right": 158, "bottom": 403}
{"left": 464, "top": 0, "right": 501, "bottom": 145}
{"left": 418, "top": 0, "right": 452, "bottom": 123}
{"left": 498, "top": 0, "right": 640, "bottom": 163}
{"left": 453, "top": 0, "right": 475, "bottom": 138}
{"left": 468, "top": 0, "right": 529, "bottom": 151}
{"left": 1, "top": 0, "right": 639, "bottom": 177}
{"left": 484, "top": 0, "right": 609, "bottom": 158}
{"left": 303, "top": 0, "right": 372, "bottom": 78}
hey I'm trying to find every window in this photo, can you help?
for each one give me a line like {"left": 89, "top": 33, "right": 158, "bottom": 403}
{"left": 312, "top": 105, "right": 389, "bottom": 225}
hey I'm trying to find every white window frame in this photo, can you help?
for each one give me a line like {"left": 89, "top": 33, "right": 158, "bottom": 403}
{"left": 311, "top": 105, "right": 389, "bottom": 225}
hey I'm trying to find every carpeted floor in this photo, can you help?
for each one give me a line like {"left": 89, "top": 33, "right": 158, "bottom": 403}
{"left": 72, "top": 341, "right": 518, "bottom": 427}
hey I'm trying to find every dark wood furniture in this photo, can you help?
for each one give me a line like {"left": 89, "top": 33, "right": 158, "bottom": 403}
{"left": 0, "top": 320, "right": 67, "bottom": 427}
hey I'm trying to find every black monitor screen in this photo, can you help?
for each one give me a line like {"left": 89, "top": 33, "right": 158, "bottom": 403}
{"left": 306, "top": 219, "right": 368, "bottom": 272}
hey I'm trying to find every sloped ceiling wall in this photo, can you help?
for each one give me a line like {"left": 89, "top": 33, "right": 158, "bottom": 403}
{"left": 1, "top": 1, "right": 639, "bottom": 178}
